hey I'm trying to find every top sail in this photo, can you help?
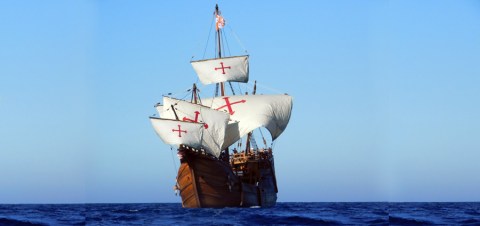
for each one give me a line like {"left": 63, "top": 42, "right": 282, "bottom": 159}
{"left": 191, "top": 55, "right": 249, "bottom": 85}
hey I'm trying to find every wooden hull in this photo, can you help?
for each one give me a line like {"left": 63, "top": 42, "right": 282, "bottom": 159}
{"left": 176, "top": 148, "right": 277, "bottom": 208}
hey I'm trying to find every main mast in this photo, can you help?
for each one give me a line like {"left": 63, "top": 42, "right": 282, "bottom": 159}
{"left": 215, "top": 4, "right": 225, "bottom": 96}
{"left": 244, "top": 81, "right": 256, "bottom": 153}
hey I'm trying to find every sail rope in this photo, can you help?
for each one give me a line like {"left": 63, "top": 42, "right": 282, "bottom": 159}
{"left": 202, "top": 14, "right": 215, "bottom": 59}
{"left": 242, "top": 82, "right": 254, "bottom": 94}
{"left": 250, "top": 134, "right": 259, "bottom": 152}
{"left": 214, "top": 25, "right": 217, "bottom": 58}
{"left": 179, "top": 92, "right": 191, "bottom": 102}
{"left": 227, "top": 25, "right": 248, "bottom": 54}
{"left": 196, "top": 89, "right": 203, "bottom": 105}
{"left": 170, "top": 146, "right": 178, "bottom": 173}
{"left": 157, "top": 88, "right": 192, "bottom": 116}
{"left": 258, "top": 128, "right": 268, "bottom": 149}
{"left": 222, "top": 25, "right": 232, "bottom": 57}
{"left": 236, "top": 82, "right": 244, "bottom": 95}
{"left": 165, "top": 98, "right": 200, "bottom": 121}
{"left": 162, "top": 86, "right": 194, "bottom": 98}
{"left": 251, "top": 81, "right": 285, "bottom": 94}
{"left": 228, "top": 82, "right": 236, "bottom": 95}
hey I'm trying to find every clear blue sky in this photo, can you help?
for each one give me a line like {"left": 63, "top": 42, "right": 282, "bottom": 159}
{"left": 1, "top": 1, "right": 479, "bottom": 203}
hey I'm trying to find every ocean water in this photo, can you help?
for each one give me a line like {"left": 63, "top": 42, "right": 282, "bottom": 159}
{"left": 0, "top": 202, "right": 479, "bottom": 225}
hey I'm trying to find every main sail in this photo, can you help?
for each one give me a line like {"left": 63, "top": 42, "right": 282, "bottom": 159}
{"left": 202, "top": 94, "right": 293, "bottom": 148}
{"left": 191, "top": 55, "right": 249, "bottom": 85}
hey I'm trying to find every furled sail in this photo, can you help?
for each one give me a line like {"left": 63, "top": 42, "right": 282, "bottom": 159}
{"left": 202, "top": 94, "right": 293, "bottom": 146}
{"left": 191, "top": 55, "right": 249, "bottom": 85}
{"left": 150, "top": 118, "right": 205, "bottom": 150}
{"left": 160, "top": 97, "right": 230, "bottom": 157}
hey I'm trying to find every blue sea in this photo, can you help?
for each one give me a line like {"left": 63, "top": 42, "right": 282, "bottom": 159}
{"left": 0, "top": 202, "right": 479, "bottom": 225}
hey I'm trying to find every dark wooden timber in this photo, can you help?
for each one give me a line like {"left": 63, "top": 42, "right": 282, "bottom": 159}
{"left": 192, "top": 83, "right": 198, "bottom": 104}
{"left": 171, "top": 104, "right": 179, "bottom": 120}
{"left": 243, "top": 81, "right": 257, "bottom": 154}
{"left": 176, "top": 145, "right": 277, "bottom": 208}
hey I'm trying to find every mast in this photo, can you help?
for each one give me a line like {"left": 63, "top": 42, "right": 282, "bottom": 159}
{"left": 215, "top": 4, "right": 225, "bottom": 96}
{"left": 244, "top": 81, "right": 257, "bottom": 153}
{"left": 171, "top": 104, "right": 179, "bottom": 120}
{"left": 191, "top": 83, "right": 198, "bottom": 104}
{"left": 215, "top": 4, "right": 228, "bottom": 160}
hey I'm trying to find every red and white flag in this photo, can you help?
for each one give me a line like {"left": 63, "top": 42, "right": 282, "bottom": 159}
{"left": 216, "top": 14, "right": 225, "bottom": 30}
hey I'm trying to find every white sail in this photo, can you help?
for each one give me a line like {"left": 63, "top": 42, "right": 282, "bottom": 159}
{"left": 161, "top": 97, "right": 230, "bottom": 157}
{"left": 191, "top": 55, "right": 249, "bottom": 85}
{"left": 150, "top": 118, "right": 205, "bottom": 150}
{"left": 155, "top": 104, "right": 163, "bottom": 116}
{"left": 223, "top": 122, "right": 240, "bottom": 150}
{"left": 203, "top": 94, "right": 293, "bottom": 145}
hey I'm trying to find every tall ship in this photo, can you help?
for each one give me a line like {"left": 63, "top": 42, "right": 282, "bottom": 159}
{"left": 150, "top": 5, "right": 293, "bottom": 208}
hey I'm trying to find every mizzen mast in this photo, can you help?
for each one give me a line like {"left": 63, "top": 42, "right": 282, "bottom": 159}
{"left": 191, "top": 83, "right": 198, "bottom": 104}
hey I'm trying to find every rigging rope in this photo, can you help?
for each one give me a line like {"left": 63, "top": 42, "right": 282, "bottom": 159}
{"left": 202, "top": 14, "right": 215, "bottom": 59}
{"left": 179, "top": 92, "right": 190, "bottom": 102}
{"left": 222, "top": 26, "right": 232, "bottom": 57}
{"left": 258, "top": 128, "right": 268, "bottom": 149}
{"left": 243, "top": 82, "right": 254, "bottom": 94}
{"left": 236, "top": 82, "right": 243, "bottom": 95}
{"left": 228, "top": 82, "right": 235, "bottom": 95}
{"left": 162, "top": 85, "right": 193, "bottom": 97}
{"left": 214, "top": 27, "right": 218, "bottom": 58}
{"left": 227, "top": 25, "right": 248, "bottom": 54}
{"left": 253, "top": 82, "right": 285, "bottom": 94}
{"left": 197, "top": 92, "right": 202, "bottom": 105}
{"left": 170, "top": 146, "right": 178, "bottom": 174}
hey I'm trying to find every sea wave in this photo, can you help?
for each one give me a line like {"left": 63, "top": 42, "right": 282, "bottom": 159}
{"left": 1, "top": 202, "right": 479, "bottom": 225}
{"left": 459, "top": 218, "right": 480, "bottom": 225}
{"left": 250, "top": 214, "right": 342, "bottom": 225}
{"left": 0, "top": 217, "right": 48, "bottom": 226}
{"left": 389, "top": 215, "right": 435, "bottom": 225}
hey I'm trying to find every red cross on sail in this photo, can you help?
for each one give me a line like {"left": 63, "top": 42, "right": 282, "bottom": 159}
{"left": 215, "top": 97, "right": 246, "bottom": 115}
{"left": 172, "top": 125, "right": 187, "bottom": 137}
{"left": 149, "top": 118, "right": 205, "bottom": 152}
{"left": 182, "top": 111, "right": 209, "bottom": 129}
{"left": 202, "top": 94, "right": 293, "bottom": 149}
{"left": 214, "top": 62, "right": 231, "bottom": 74}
